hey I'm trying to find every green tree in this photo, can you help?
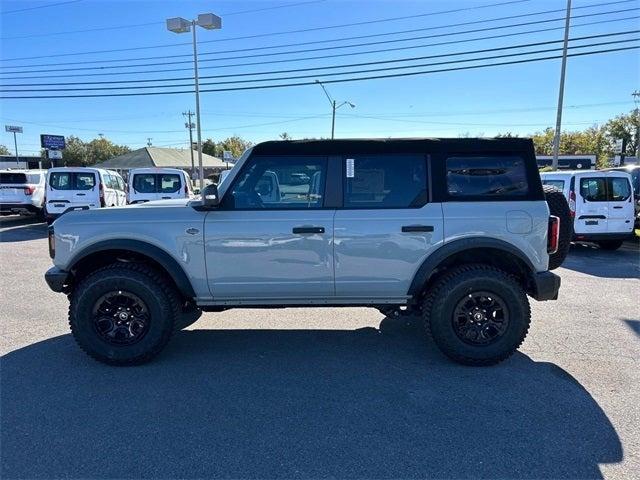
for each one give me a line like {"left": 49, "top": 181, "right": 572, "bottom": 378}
{"left": 61, "top": 136, "right": 88, "bottom": 166}
{"left": 604, "top": 109, "right": 639, "bottom": 158}
{"left": 0, "top": 144, "right": 10, "bottom": 155}
{"left": 61, "top": 135, "right": 130, "bottom": 166}
{"left": 200, "top": 136, "right": 253, "bottom": 158}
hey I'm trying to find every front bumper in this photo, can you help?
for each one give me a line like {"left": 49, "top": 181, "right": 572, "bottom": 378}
{"left": 532, "top": 271, "right": 561, "bottom": 301}
{"left": 44, "top": 266, "right": 70, "bottom": 293}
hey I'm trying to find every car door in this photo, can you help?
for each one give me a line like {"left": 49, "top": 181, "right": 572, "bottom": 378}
{"left": 576, "top": 175, "right": 608, "bottom": 234}
{"left": 204, "top": 155, "right": 335, "bottom": 300}
{"left": 607, "top": 173, "right": 634, "bottom": 234}
{"left": 333, "top": 153, "right": 444, "bottom": 299}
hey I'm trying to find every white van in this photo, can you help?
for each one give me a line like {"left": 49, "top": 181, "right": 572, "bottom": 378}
{"left": 0, "top": 169, "right": 47, "bottom": 217}
{"left": 541, "top": 170, "right": 635, "bottom": 250}
{"left": 127, "top": 168, "right": 192, "bottom": 204}
{"left": 45, "top": 167, "right": 126, "bottom": 223}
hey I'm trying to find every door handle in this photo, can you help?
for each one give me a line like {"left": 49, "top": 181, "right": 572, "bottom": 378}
{"left": 613, "top": 206, "right": 623, "bottom": 209}
{"left": 402, "top": 225, "right": 434, "bottom": 233}
{"left": 292, "top": 226, "right": 325, "bottom": 234}
{"left": 76, "top": 193, "right": 86, "bottom": 196}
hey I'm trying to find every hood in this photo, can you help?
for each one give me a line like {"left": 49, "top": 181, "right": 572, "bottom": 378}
{"left": 132, "top": 198, "right": 193, "bottom": 208}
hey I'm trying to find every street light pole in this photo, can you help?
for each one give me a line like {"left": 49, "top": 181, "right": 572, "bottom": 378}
{"left": 551, "top": 0, "right": 572, "bottom": 171}
{"left": 315, "top": 80, "right": 355, "bottom": 139}
{"left": 167, "top": 13, "right": 221, "bottom": 191}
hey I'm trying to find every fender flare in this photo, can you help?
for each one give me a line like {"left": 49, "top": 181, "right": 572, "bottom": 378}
{"left": 68, "top": 239, "right": 196, "bottom": 299}
{"left": 407, "top": 237, "right": 536, "bottom": 296}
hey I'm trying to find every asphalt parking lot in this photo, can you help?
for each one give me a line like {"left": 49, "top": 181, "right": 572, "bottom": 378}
{"left": 1, "top": 215, "right": 638, "bottom": 479}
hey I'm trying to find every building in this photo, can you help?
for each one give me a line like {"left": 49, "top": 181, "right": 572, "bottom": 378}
{"left": 536, "top": 155, "right": 596, "bottom": 170}
{"left": 94, "top": 147, "right": 230, "bottom": 179}
{"left": 0, "top": 155, "right": 43, "bottom": 170}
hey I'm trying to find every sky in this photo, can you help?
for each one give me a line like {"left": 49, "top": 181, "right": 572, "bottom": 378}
{"left": 0, "top": 0, "right": 639, "bottom": 157}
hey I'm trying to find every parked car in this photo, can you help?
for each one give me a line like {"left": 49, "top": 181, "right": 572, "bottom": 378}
{"left": 127, "top": 168, "right": 193, "bottom": 204}
{"left": 541, "top": 170, "right": 635, "bottom": 250}
{"left": 0, "top": 169, "right": 47, "bottom": 218}
{"left": 45, "top": 167, "right": 126, "bottom": 224}
{"left": 604, "top": 165, "right": 640, "bottom": 230}
{"left": 45, "top": 138, "right": 569, "bottom": 367}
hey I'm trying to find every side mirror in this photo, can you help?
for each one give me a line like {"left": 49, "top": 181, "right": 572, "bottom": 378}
{"left": 202, "top": 183, "right": 220, "bottom": 208}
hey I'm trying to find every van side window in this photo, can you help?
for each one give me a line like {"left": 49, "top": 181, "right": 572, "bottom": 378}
{"left": 542, "top": 179, "right": 565, "bottom": 190}
{"left": 446, "top": 156, "right": 528, "bottom": 198}
{"left": 343, "top": 155, "right": 427, "bottom": 208}
{"left": 580, "top": 178, "right": 607, "bottom": 202}
{"left": 133, "top": 174, "right": 156, "bottom": 193}
{"left": 159, "top": 174, "right": 181, "bottom": 193}
{"left": 116, "top": 176, "right": 125, "bottom": 191}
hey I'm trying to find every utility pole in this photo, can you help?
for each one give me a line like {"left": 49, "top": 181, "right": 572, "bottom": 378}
{"left": 315, "top": 80, "right": 355, "bottom": 139}
{"left": 183, "top": 110, "right": 196, "bottom": 176}
{"left": 633, "top": 90, "right": 640, "bottom": 158}
{"left": 551, "top": 0, "right": 572, "bottom": 171}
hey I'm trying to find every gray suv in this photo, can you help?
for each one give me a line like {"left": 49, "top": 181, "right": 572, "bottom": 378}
{"left": 45, "top": 138, "right": 566, "bottom": 366}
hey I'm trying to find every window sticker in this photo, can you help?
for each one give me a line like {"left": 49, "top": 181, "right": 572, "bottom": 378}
{"left": 346, "top": 158, "right": 355, "bottom": 178}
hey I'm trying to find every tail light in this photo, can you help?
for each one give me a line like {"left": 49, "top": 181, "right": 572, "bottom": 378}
{"left": 568, "top": 190, "right": 576, "bottom": 218}
{"left": 24, "top": 186, "right": 35, "bottom": 195}
{"left": 99, "top": 182, "right": 106, "bottom": 207}
{"left": 48, "top": 226, "right": 55, "bottom": 259}
{"left": 548, "top": 215, "right": 560, "bottom": 255}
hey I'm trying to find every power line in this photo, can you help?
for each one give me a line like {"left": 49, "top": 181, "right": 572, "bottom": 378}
{"left": 4, "top": 32, "right": 637, "bottom": 92}
{"left": 3, "top": 9, "right": 636, "bottom": 83}
{"left": 1, "top": 0, "right": 82, "bottom": 15}
{"left": 3, "top": 2, "right": 633, "bottom": 74}
{"left": 3, "top": 0, "right": 630, "bottom": 69}
{"left": 0, "top": 0, "right": 327, "bottom": 40}
{"left": 2, "top": 44, "right": 637, "bottom": 99}
{"left": 0, "top": 0, "right": 534, "bottom": 62}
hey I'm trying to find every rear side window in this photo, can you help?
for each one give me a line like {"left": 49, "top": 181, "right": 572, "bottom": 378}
{"left": 133, "top": 174, "right": 156, "bottom": 193}
{"left": 542, "top": 179, "right": 565, "bottom": 190}
{"left": 0, "top": 173, "right": 27, "bottom": 184}
{"left": 344, "top": 155, "right": 427, "bottom": 208}
{"left": 50, "top": 172, "right": 96, "bottom": 190}
{"left": 159, "top": 174, "right": 181, "bottom": 193}
{"left": 446, "top": 156, "right": 528, "bottom": 197}
{"left": 26, "top": 173, "right": 43, "bottom": 184}
{"left": 609, "top": 177, "right": 631, "bottom": 201}
{"left": 580, "top": 178, "right": 607, "bottom": 202}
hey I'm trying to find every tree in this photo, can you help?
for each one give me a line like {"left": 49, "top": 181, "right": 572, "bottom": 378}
{"left": 0, "top": 144, "right": 10, "bottom": 155}
{"left": 279, "top": 132, "right": 292, "bottom": 140}
{"left": 200, "top": 135, "right": 253, "bottom": 158}
{"left": 61, "top": 135, "right": 131, "bottom": 166}
{"left": 604, "top": 109, "right": 639, "bottom": 158}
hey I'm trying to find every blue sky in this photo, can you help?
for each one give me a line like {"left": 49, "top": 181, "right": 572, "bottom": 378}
{"left": 1, "top": 0, "right": 638, "bottom": 156}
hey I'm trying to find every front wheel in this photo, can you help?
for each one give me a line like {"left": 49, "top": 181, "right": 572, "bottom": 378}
{"left": 69, "top": 263, "right": 180, "bottom": 365}
{"left": 597, "top": 240, "right": 623, "bottom": 251}
{"left": 423, "top": 264, "right": 531, "bottom": 366}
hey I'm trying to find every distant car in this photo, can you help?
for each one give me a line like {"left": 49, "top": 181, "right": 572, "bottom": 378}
{"left": 0, "top": 169, "right": 46, "bottom": 218}
{"left": 541, "top": 170, "right": 635, "bottom": 250}
{"left": 45, "top": 167, "right": 126, "bottom": 224}
{"left": 127, "top": 168, "right": 193, "bottom": 204}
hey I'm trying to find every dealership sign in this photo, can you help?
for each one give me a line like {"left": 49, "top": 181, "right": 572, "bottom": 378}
{"left": 41, "top": 134, "right": 66, "bottom": 150}
{"left": 5, "top": 125, "right": 23, "bottom": 133}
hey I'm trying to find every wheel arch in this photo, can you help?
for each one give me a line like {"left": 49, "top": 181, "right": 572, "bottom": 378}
{"left": 67, "top": 239, "right": 196, "bottom": 300}
{"left": 408, "top": 238, "right": 537, "bottom": 297}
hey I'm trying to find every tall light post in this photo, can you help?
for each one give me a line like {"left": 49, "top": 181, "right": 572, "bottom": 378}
{"left": 551, "top": 0, "right": 572, "bottom": 171}
{"left": 315, "top": 80, "right": 355, "bottom": 139}
{"left": 167, "top": 13, "right": 221, "bottom": 190}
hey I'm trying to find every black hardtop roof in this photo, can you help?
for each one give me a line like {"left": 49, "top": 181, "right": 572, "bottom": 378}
{"left": 251, "top": 137, "right": 534, "bottom": 156}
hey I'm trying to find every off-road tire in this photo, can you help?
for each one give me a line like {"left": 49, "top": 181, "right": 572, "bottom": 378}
{"left": 597, "top": 240, "right": 623, "bottom": 251}
{"left": 69, "top": 263, "right": 180, "bottom": 366}
{"left": 543, "top": 184, "right": 572, "bottom": 270}
{"left": 422, "top": 264, "right": 531, "bottom": 366}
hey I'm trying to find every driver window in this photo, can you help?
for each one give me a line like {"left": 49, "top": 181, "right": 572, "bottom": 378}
{"left": 227, "top": 156, "right": 327, "bottom": 209}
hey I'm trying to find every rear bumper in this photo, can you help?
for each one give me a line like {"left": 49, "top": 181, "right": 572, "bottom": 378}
{"left": 44, "top": 266, "right": 70, "bottom": 293}
{"left": 573, "top": 232, "right": 632, "bottom": 242}
{"left": 532, "top": 271, "right": 561, "bottom": 301}
{"left": 0, "top": 203, "right": 41, "bottom": 214}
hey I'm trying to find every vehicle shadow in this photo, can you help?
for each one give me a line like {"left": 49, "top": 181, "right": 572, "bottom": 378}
{"left": 1, "top": 316, "right": 622, "bottom": 479}
{"left": 560, "top": 242, "right": 640, "bottom": 279}
{"left": 0, "top": 216, "right": 47, "bottom": 242}
{"left": 622, "top": 318, "right": 640, "bottom": 337}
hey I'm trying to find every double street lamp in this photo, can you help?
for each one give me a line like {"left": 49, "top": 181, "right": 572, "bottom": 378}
{"left": 315, "top": 80, "right": 355, "bottom": 139}
{"left": 166, "top": 13, "right": 222, "bottom": 190}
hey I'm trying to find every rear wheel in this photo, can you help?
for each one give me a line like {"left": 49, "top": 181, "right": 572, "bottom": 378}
{"left": 69, "top": 263, "right": 179, "bottom": 365}
{"left": 422, "top": 264, "right": 531, "bottom": 366}
{"left": 543, "top": 184, "right": 572, "bottom": 270}
{"left": 597, "top": 240, "right": 623, "bottom": 251}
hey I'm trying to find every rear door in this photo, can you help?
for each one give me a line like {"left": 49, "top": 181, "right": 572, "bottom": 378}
{"left": 575, "top": 175, "right": 608, "bottom": 234}
{"left": 130, "top": 172, "right": 159, "bottom": 202}
{"left": 607, "top": 173, "right": 634, "bottom": 234}
{"left": 0, "top": 172, "right": 28, "bottom": 204}
{"left": 47, "top": 171, "right": 99, "bottom": 215}
{"left": 157, "top": 172, "right": 183, "bottom": 200}
{"left": 333, "top": 153, "right": 443, "bottom": 299}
